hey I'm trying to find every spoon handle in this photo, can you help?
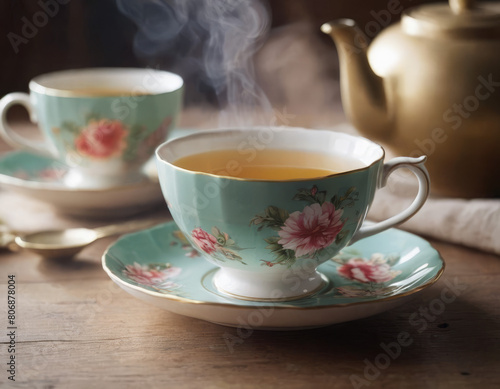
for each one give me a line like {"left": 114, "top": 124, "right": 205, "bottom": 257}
{"left": 93, "top": 219, "right": 165, "bottom": 239}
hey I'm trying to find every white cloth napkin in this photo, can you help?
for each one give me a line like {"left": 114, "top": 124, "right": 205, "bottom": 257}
{"left": 367, "top": 174, "right": 500, "bottom": 255}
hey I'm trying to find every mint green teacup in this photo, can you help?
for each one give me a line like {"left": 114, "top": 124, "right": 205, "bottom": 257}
{"left": 0, "top": 68, "right": 183, "bottom": 188}
{"left": 156, "top": 127, "right": 430, "bottom": 301}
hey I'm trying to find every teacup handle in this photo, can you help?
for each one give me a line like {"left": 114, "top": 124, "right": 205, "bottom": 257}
{"left": 0, "top": 92, "right": 54, "bottom": 157}
{"left": 349, "top": 155, "right": 430, "bottom": 244}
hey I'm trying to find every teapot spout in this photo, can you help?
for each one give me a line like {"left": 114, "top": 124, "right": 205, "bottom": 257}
{"left": 322, "top": 20, "right": 392, "bottom": 141}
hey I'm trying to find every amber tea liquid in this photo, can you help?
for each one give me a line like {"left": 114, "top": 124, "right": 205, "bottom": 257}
{"left": 173, "top": 149, "right": 364, "bottom": 180}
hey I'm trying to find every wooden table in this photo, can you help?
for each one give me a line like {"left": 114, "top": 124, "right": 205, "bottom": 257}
{"left": 1, "top": 119, "right": 499, "bottom": 389}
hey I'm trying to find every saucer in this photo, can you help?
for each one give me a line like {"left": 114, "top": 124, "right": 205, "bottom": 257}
{"left": 102, "top": 221, "right": 445, "bottom": 330}
{"left": 0, "top": 151, "right": 163, "bottom": 218}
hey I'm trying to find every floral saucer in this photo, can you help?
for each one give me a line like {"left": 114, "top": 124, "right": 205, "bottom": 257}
{"left": 102, "top": 221, "right": 445, "bottom": 330}
{"left": 0, "top": 151, "right": 163, "bottom": 218}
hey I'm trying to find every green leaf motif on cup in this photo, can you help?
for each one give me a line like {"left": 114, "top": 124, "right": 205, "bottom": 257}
{"left": 249, "top": 205, "right": 289, "bottom": 231}
{"left": 331, "top": 186, "right": 359, "bottom": 209}
{"left": 59, "top": 121, "right": 81, "bottom": 135}
{"left": 292, "top": 185, "right": 327, "bottom": 204}
{"left": 122, "top": 124, "right": 147, "bottom": 161}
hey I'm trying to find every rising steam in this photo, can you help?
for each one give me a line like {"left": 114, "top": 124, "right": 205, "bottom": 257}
{"left": 117, "top": 0, "right": 273, "bottom": 127}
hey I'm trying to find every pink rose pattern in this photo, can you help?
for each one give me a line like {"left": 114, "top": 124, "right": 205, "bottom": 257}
{"left": 191, "top": 227, "right": 219, "bottom": 254}
{"left": 170, "top": 230, "right": 201, "bottom": 257}
{"left": 338, "top": 256, "right": 400, "bottom": 284}
{"left": 75, "top": 119, "right": 127, "bottom": 159}
{"left": 278, "top": 202, "right": 345, "bottom": 257}
{"left": 123, "top": 262, "right": 181, "bottom": 290}
{"left": 251, "top": 185, "right": 358, "bottom": 266}
{"left": 333, "top": 252, "right": 402, "bottom": 297}
{"left": 190, "top": 227, "right": 246, "bottom": 264}
{"left": 61, "top": 115, "right": 172, "bottom": 161}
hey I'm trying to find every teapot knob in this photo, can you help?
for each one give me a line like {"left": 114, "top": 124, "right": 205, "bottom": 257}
{"left": 450, "top": 0, "right": 475, "bottom": 14}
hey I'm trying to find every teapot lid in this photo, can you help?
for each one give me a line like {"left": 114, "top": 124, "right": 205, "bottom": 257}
{"left": 403, "top": 0, "right": 500, "bottom": 36}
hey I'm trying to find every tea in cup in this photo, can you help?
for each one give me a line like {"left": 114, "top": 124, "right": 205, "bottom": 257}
{"left": 156, "top": 127, "right": 430, "bottom": 301}
{"left": 0, "top": 68, "right": 183, "bottom": 188}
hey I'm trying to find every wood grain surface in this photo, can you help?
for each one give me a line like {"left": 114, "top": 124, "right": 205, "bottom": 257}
{"left": 0, "top": 119, "right": 499, "bottom": 389}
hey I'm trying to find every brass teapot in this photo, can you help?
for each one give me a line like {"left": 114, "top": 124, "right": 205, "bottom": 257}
{"left": 322, "top": 0, "right": 500, "bottom": 198}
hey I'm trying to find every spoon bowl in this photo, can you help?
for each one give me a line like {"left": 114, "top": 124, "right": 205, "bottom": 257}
{"left": 15, "top": 228, "right": 100, "bottom": 258}
{"left": 15, "top": 219, "right": 163, "bottom": 259}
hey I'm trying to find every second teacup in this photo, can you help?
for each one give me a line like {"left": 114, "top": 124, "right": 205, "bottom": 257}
{"left": 0, "top": 67, "right": 183, "bottom": 188}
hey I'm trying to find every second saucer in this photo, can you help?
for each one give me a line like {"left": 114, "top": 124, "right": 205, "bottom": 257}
{"left": 0, "top": 151, "right": 163, "bottom": 218}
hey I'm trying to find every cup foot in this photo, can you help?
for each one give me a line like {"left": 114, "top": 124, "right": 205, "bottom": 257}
{"left": 213, "top": 267, "right": 326, "bottom": 302}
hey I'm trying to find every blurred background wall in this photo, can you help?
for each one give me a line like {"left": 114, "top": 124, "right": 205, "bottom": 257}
{"left": 0, "top": 0, "right": 439, "bottom": 117}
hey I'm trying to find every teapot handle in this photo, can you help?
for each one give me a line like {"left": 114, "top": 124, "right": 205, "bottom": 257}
{"left": 350, "top": 156, "right": 430, "bottom": 244}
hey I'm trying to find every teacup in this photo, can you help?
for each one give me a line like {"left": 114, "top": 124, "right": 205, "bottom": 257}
{"left": 0, "top": 68, "right": 183, "bottom": 188}
{"left": 155, "top": 127, "right": 430, "bottom": 301}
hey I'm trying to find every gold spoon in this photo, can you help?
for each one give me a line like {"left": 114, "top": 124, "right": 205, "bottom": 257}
{"left": 14, "top": 219, "right": 163, "bottom": 259}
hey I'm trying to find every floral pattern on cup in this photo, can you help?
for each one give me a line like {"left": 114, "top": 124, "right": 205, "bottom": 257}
{"left": 170, "top": 229, "right": 200, "bottom": 258}
{"left": 136, "top": 116, "right": 172, "bottom": 160}
{"left": 190, "top": 227, "right": 246, "bottom": 264}
{"left": 75, "top": 119, "right": 127, "bottom": 159}
{"left": 251, "top": 185, "right": 358, "bottom": 267}
{"left": 123, "top": 262, "right": 182, "bottom": 293}
{"left": 279, "top": 202, "right": 344, "bottom": 257}
{"left": 55, "top": 114, "right": 172, "bottom": 161}
{"left": 332, "top": 250, "right": 402, "bottom": 297}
